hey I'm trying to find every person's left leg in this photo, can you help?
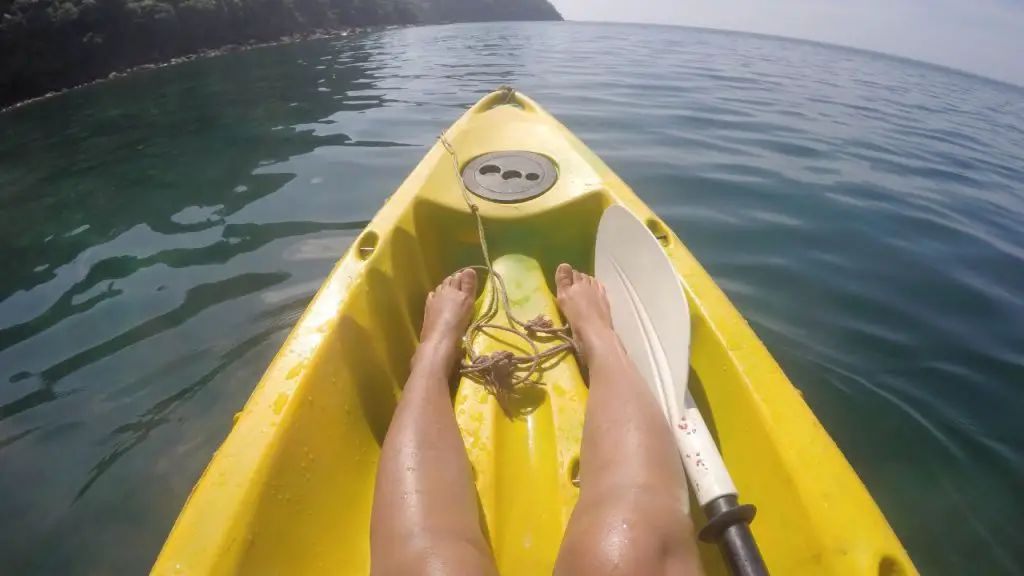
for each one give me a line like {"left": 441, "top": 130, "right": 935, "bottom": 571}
{"left": 369, "top": 268, "right": 497, "bottom": 576}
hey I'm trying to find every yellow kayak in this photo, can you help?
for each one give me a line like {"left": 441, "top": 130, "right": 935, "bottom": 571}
{"left": 152, "top": 89, "right": 917, "bottom": 575}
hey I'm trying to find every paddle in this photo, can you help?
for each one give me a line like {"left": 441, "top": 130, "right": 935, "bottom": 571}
{"left": 595, "top": 205, "right": 769, "bottom": 576}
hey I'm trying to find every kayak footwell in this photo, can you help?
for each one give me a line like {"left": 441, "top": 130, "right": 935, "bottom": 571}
{"left": 456, "top": 254, "right": 586, "bottom": 574}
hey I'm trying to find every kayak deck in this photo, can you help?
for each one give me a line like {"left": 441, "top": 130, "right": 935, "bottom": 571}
{"left": 152, "top": 90, "right": 917, "bottom": 575}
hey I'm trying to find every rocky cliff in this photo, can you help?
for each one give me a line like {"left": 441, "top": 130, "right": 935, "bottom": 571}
{"left": 0, "top": 0, "right": 562, "bottom": 107}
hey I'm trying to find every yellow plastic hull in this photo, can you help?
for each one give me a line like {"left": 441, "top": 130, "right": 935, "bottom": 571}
{"left": 153, "top": 91, "right": 917, "bottom": 575}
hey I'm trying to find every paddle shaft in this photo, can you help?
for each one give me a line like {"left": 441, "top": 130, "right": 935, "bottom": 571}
{"left": 672, "top": 392, "right": 768, "bottom": 573}
{"left": 678, "top": 402, "right": 769, "bottom": 575}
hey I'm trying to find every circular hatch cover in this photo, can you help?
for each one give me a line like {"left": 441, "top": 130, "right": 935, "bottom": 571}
{"left": 462, "top": 151, "right": 557, "bottom": 203}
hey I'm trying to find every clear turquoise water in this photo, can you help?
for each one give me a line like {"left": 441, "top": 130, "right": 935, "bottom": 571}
{"left": 1, "top": 21, "right": 1023, "bottom": 575}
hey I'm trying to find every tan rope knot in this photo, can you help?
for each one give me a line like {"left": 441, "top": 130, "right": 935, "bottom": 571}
{"left": 470, "top": 350, "right": 517, "bottom": 396}
{"left": 475, "top": 350, "right": 515, "bottom": 371}
{"left": 498, "top": 85, "right": 517, "bottom": 104}
{"left": 524, "top": 315, "right": 554, "bottom": 332}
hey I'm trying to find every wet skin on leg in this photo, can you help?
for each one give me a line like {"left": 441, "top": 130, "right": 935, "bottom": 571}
{"left": 369, "top": 269, "right": 497, "bottom": 576}
{"left": 370, "top": 264, "right": 703, "bottom": 576}
{"left": 553, "top": 263, "right": 704, "bottom": 576}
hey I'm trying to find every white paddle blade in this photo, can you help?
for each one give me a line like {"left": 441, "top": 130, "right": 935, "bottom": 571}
{"left": 595, "top": 205, "right": 690, "bottom": 420}
{"left": 595, "top": 205, "right": 692, "bottom": 511}
{"left": 595, "top": 205, "right": 736, "bottom": 510}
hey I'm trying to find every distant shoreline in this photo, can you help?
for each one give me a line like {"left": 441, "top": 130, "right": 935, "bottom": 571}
{"left": 1, "top": 26, "right": 397, "bottom": 114}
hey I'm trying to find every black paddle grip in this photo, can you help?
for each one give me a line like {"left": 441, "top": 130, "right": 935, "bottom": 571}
{"left": 700, "top": 495, "right": 769, "bottom": 576}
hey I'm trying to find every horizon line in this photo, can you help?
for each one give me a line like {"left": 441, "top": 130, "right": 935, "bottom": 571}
{"left": 551, "top": 18, "right": 1024, "bottom": 91}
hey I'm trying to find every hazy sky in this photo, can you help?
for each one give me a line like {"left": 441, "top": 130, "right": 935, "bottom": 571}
{"left": 551, "top": 0, "right": 1024, "bottom": 86}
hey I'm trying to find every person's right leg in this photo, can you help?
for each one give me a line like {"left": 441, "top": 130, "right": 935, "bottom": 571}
{"left": 553, "top": 264, "right": 704, "bottom": 576}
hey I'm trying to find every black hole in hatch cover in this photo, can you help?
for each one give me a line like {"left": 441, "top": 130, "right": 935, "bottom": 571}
{"left": 502, "top": 170, "right": 523, "bottom": 180}
{"left": 479, "top": 164, "right": 501, "bottom": 175}
{"left": 525, "top": 172, "right": 541, "bottom": 181}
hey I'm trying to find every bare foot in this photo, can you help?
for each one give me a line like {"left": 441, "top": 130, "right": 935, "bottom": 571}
{"left": 417, "top": 268, "right": 477, "bottom": 367}
{"left": 555, "top": 263, "right": 615, "bottom": 358}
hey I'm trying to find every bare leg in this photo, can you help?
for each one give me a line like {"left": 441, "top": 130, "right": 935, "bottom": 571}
{"left": 370, "top": 269, "right": 497, "bottom": 576}
{"left": 553, "top": 264, "right": 704, "bottom": 576}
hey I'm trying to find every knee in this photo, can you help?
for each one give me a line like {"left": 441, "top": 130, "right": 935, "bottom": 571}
{"left": 556, "top": 504, "right": 701, "bottom": 576}
{"left": 372, "top": 538, "right": 497, "bottom": 576}
{"left": 597, "top": 521, "right": 667, "bottom": 574}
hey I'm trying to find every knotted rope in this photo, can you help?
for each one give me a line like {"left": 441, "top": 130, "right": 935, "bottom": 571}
{"left": 438, "top": 87, "right": 576, "bottom": 405}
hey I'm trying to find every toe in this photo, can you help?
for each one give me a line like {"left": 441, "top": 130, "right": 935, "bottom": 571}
{"left": 556, "top": 263, "right": 574, "bottom": 292}
{"left": 458, "top": 268, "right": 477, "bottom": 294}
{"left": 572, "top": 268, "right": 583, "bottom": 285}
{"left": 444, "top": 273, "right": 457, "bottom": 289}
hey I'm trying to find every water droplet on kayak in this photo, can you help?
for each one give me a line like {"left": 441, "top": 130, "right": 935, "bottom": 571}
{"left": 272, "top": 392, "right": 289, "bottom": 415}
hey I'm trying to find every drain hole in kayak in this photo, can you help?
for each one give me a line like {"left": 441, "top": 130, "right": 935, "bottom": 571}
{"left": 525, "top": 172, "right": 541, "bottom": 181}
{"left": 569, "top": 457, "right": 580, "bottom": 487}
{"left": 478, "top": 164, "right": 501, "bottom": 176}
{"left": 878, "top": 557, "right": 906, "bottom": 576}
{"left": 645, "top": 218, "right": 671, "bottom": 248}
{"left": 356, "top": 230, "right": 379, "bottom": 261}
{"left": 501, "top": 169, "right": 523, "bottom": 180}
